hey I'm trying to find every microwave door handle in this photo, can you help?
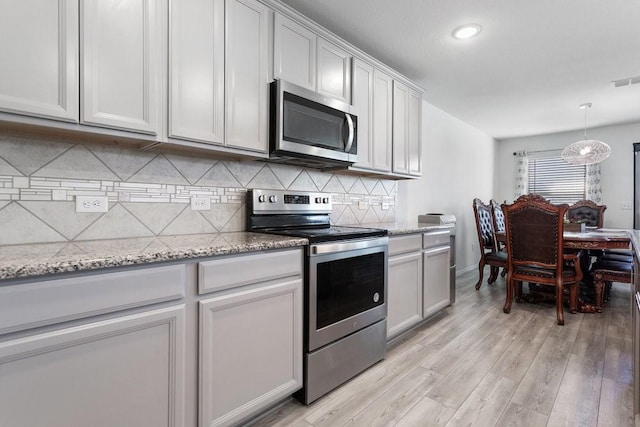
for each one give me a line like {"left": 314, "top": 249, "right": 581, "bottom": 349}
{"left": 344, "top": 113, "right": 354, "bottom": 153}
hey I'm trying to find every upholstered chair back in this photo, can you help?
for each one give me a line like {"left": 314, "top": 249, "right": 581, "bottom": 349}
{"left": 473, "top": 198, "right": 496, "bottom": 251}
{"left": 566, "top": 200, "right": 606, "bottom": 228}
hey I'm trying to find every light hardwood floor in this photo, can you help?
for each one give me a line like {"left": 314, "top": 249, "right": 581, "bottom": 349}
{"left": 249, "top": 267, "right": 634, "bottom": 427}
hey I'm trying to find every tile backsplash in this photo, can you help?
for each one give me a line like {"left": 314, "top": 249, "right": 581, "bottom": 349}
{"left": 0, "top": 130, "right": 396, "bottom": 245}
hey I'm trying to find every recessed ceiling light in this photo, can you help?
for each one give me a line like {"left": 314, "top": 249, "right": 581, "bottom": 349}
{"left": 452, "top": 24, "right": 482, "bottom": 40}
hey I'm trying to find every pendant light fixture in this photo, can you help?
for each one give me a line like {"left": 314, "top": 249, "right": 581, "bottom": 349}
{"left": 561, "top": 103, "right": 611, "bottom": 165}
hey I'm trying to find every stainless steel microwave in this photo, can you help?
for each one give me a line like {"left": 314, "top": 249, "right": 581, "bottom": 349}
{"left": 270, "top": 79, "right": 357, "bottom": 169}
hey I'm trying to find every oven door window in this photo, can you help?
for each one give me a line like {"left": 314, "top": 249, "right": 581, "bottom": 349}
{"left": 316, "top": 251, "right": 385, "bottom": 329}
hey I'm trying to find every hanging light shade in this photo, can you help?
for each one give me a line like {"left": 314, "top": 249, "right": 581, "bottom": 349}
{"left": 561, "top": 103, "right": 611, "bottom": 165}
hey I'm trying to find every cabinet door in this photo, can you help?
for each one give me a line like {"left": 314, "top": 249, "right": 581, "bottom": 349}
{"left": 274, "top": 13, "right": 316, "bottom": 91}
{"left": 317, "top": 37, "right": 351, "bottom": 103}
{"left": 351, "top": 58, "right": 373, "bottom": 169}
{"left": 82, "top": 0, "right": 165, "bottom": 134}
{"left": 169, "top": 0, "right": 224, "bottom": 144}
{"left": 0, "top": 305, "right": 185, "bottom": 427}
{"left": 225, "top": 0, "right": 271, "bottom": 152}
{"left": 392, "top": 80, "right": 409, "bottom": 174}
{"left": 408, "top": 88, "right": 422, "bottom": 176}
{"left": 372, "top": 69, "right": 393, "bottom": 172}
{"left": 423, "top": 246, "right": 450, "bottom": 319}
{"left": 199, "top": 278, "right": 303, "bottom": 427}
{"left": 0, "top": 0, "right": 78, "bottom": 122}
{"left": 387, "top": 251, "right": 423, "bottom": 339}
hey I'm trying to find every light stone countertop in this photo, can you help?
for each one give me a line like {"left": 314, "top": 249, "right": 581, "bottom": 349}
{"left": 0, "top": 232, "right": 308, "bottom": 281}
{"left": 356, "top": 222, "right": 454, "bottom": 236}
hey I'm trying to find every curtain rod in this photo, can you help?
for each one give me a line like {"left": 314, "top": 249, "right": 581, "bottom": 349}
{"left": 512, "top": 148, "right": 562, "bottom": 155}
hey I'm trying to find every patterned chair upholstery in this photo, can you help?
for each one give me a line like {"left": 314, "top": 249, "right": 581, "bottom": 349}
{"left": 502, "top": 194, "right": 582, "bottom": 325}
{"left": 566, "top": 200, "right": 606, "bottom": 228}
{"left": 473, "top": 198, "right": 508, "bottom": 290}
{"left": 490, "top": 199, "right": 508, "bottom": 277}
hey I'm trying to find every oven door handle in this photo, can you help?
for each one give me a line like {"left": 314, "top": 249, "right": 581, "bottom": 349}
{"left": 310, "top": 236, "right": 388, "bottom": 255}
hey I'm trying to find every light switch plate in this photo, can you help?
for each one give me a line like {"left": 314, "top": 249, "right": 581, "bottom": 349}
{"left": 358, "top": 201, "right": 368, "bottom": 210}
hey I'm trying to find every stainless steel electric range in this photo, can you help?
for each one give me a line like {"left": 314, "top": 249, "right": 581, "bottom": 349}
{"left": 247, "top": 189, "right": 388, "bottom": 404}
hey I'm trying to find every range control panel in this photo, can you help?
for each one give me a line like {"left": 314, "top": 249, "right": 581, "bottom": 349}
{"left": 249, "top": 189, "right": 332, "bottom": 214}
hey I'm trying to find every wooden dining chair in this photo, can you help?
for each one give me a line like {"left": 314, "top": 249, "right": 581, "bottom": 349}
{"left": 490, "top": 199, "right": 508, "bottom": 277}
{"left": 473, "top": 198, "right": 508, "bottom": 290}
{"left": 566, "top": 199, "right": 606, "bottom": 227}
{"left": 502, "top": 194, "right": 582, "bottom": 325}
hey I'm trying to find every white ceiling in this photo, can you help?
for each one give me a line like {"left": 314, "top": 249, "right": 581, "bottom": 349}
{"left": 279, "top": 0, "right": 640, "bottom": 140}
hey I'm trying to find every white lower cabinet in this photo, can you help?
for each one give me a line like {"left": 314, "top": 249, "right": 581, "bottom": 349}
{"left": 423, "top": 245, "right": 451, "bottom": 319}
{"left": 387, "top": 250, "right": 423, "bottom": 338}
{"left": 0, "top": 305, "right": 186, "bottom": 427}
{"left": 387, "top": 231, "right": 451, "bottom": 340}
{"left": 199, "top": 278, "right": 303, "bottom": 427}
{"left": 387, "top": 234, "right": 423, "bottom": 339}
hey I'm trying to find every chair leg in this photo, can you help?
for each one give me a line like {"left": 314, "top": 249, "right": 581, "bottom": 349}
{"left": 593, "top": 277, "right": 605, "bottom": 313}
{"left": 568, "top": 282, "right": 578, "bottom": 314}
{"left": 500, "top": 268, "right": 507, "bottom": 277}
{"left": 475, "top": 259, "right": 486, "bottom": 290}
{"left": 488, "top": 266, "right": 498, "bottom": 284}
{"left": 503, "top": 274, "right": 513, "bottom": 314}
{"left": 555, "top": 282, "right": 565, "bottom": 325}
{"left": 514, "top": 280, "right": 523, "bottom": 302}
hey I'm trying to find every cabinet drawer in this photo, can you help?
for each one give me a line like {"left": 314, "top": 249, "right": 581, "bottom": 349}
{"left": 198, "top": 249, "right": 303, "bottom": 295}
{"left": 389, "top": 234, "right": 422, "bottom": 256}
{"left": 423, "top": 230, "right": 450, "bottom": 249}
{"left": 0, "top": 264, "right": 185, "bottom": 335}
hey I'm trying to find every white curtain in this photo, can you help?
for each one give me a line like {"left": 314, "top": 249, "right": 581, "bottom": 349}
{"left": 586, "top": 163, "right": 602, "bottom": 203}
{"left": 514, "top": 150, "right": 528, "bottom": 200}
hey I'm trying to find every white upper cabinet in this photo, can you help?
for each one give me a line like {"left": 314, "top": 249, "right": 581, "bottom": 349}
{"left": 81, "top": 0, "right": 166, "bottom": 135}
{"left": 392, "top": 80, "right": 409, "bottom": 175}
{"left": 0, "top": 0, "right": 79, "bottom": 122}
{"left": 351, "top": 58, "right": 373, "bottom": 169}
{"left": 274, "top": 12, "right": 351, "bottom": 103}
{"left": 408, "top": 88, "right": 423, "bottom": 176}
{"left": 392, "top": 80, "right": 422, "bottom": 176}
{"left": 274, "top": 13, "right": 316, "bottom": 91}
{"left": 372, "top": 68, "right": 393, "bottom": 172}
{"left": 170, "top": 0, "right": 270, "bottom": 153}
{"left": 352, "top": 58, "right": 392, "bottom": 172}
{"left": 169, "top": 0, "right": 224, "bottom": 144}
{"left": 225, "top": 0, "right": 271, "bottom": 153}
{"left": 317, "top": 37, "right": 351, "bottom": 103}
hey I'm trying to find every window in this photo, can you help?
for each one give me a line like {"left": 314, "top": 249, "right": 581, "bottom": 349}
{"left": 527, "top": 154, "right": 586, "bottom": 204}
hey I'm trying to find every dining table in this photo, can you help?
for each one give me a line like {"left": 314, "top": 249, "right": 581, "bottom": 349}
{"left": 494, "top": 228, "right": 633, "bottom": 312}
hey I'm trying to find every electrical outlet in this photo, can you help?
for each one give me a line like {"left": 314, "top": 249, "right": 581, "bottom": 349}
{"left": 191, "top": 197, "right": 211, "bottom": 211}
{"left": 358, "top": 201, "right": 368, "bottom": 210}
{"left": 621, "top": 201, "right": 632, "bottom": 210}
{"left": 381, "top": 203, "right": 390, "bottom": 210}
{"left": 76, "top": 196, "right": 108, "bottom": 213}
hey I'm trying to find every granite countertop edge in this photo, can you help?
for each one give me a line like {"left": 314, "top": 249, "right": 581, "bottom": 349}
{"left": 0, "top": 233, "right": 308, "bottom": 282}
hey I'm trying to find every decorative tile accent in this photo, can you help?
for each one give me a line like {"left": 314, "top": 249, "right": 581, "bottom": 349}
{"left": 74, "top": 204, "right": 154, "bottom": 240}
{"left": 165, "top": 154, "right": 216, "bottom": 185}
{"left": 246, "top": 166, "right": 285, "bottom": 190}
{"left": 33, "top": 145, "right": 120, "bottom": 181}
{"left": 18, "top": 201, "right": 103, "bottom": 240}
{"left": 0, "top": 133, "right": 397, "bottom": 244}
{"left": 121, "top": 202, "right": 188, "bottom": 235}
{"left": 196, "top": 162, "right": 242, "bottom": 187}
{"left": 128, "top": 154, "right": 190, "bottom": 185}
{"left": 0, "top": 203, "right": 66, "bottom": 245}
{"left": 88, "top": 144, "right": 158, "bottom": 181}
{"left": 160, "top": 209, "right": 217, "bottom": 236}
{"left": 269, "top": 164, "right": 303, "bottom": 188}
{"left": 0, "top": 132, "right": 72, "bottom": 176}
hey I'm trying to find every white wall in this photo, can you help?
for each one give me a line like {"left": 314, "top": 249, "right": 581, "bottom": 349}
{"left": 397, "top": 100, "right": 496, "bottom": 274}
{"left": 496, "top": 121, "right": 640, "bottom": 228}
